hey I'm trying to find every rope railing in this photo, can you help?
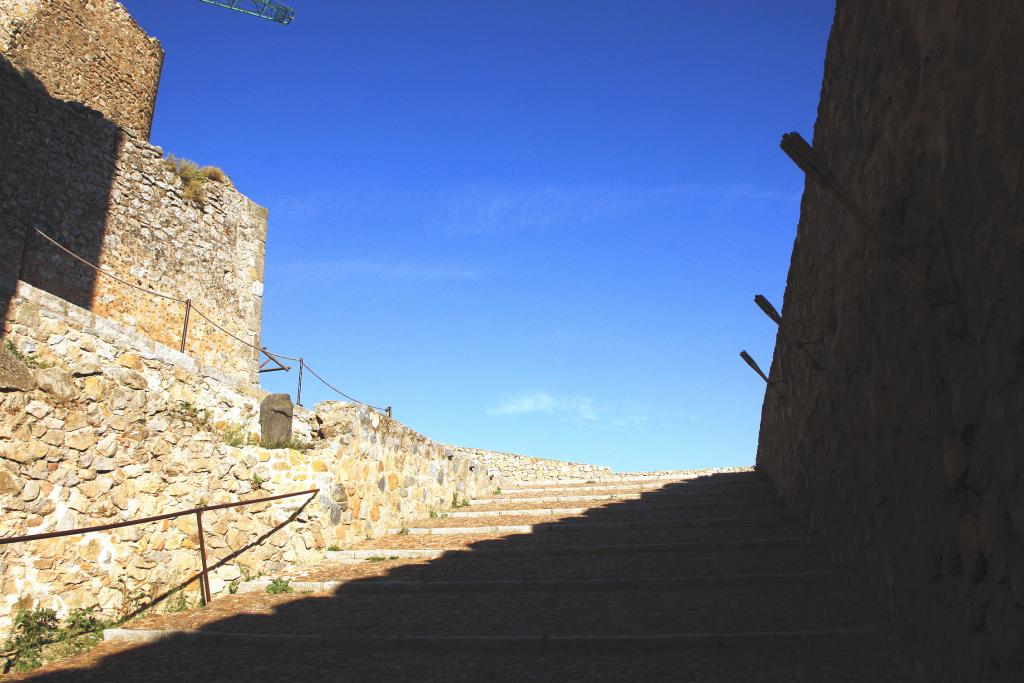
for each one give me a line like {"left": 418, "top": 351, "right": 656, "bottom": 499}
{"left": 30, "top": 227, "right": 182, "bottom": 302}
{"left": 20, "top": 227, "right": 389, "bottom": 415}
{"left": 300, "top": 358, "right": 387, "bottom": 412}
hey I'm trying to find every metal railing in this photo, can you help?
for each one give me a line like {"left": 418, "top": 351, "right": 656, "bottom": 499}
{"left": 19, "top": 227, "right": 390, "bottom": 414}
{"left": 0, "top": 488, "right": 318, "bottom": 605}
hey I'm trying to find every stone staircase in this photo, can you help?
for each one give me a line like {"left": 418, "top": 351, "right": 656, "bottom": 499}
{"left": 40, "top": 471, "right": 911, "bottom": 681}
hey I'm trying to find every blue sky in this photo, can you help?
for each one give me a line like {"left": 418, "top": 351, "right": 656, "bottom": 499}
{"left": 121, "top": 0, "right": 834, "bottom": 471}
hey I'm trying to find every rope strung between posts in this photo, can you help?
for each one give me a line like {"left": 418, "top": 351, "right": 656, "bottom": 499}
{"left": 300, "top": 359, "right": 386, "bottom": 412}
{"left": 32, "top": 228, "right": 183, "bottom": 302}
{"left": 187, "top": 305, "right": 259, "bottom": 352}
{"left": 25, "top": 227, "right": 387, "bottom": 413}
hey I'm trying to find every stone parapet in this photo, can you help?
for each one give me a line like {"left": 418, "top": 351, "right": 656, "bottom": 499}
{"left": 2, "top": 0, "right": 265, "bottom": 386}
{"left": 0, "top": 0, "right": 163, "bottom": 138}
{"left": 449, "top": 446, "right": 613, "bottom": 485}
{"left": 1, "top": 52, "right": 267, "bottom": 384}
{"left": 0, "top": 284, "right": 494, "bottom": 631}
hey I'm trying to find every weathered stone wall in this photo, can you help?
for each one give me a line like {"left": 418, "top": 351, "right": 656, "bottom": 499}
{"left": 84, "top": 138, "right": 267, "bottom": 385}
{"left": 756, "top": 3, "right": 1024, "bottom": 681}
{"left": 0, "top": 283, "right": 498, "bottom": 631}
{"left": 314, "top": 403, "right": 492, "bottom": 541}
{"left": 0, "top": 0, "right": 162, "bottom": 138}
{"left": 452, "top": 446, "right": 613, "bottom": 485}
{"left": 1, "top": 9, "right": 266, "bottom": 384}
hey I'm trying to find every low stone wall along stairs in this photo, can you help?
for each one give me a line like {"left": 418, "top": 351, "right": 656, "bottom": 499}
{"left": 30, "top": 470, "right": 914, "bottom": 681}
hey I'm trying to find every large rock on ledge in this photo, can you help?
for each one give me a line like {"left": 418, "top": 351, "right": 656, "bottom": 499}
{"left": 260, "top": 393, "right": 293, "bottom": 445}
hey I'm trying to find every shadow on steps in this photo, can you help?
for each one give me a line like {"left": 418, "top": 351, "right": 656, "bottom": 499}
{"left": 19, "top": 471, "right": 913, "bottom": 682}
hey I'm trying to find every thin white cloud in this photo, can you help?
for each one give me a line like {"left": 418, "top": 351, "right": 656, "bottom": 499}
{"left": 607, "top": 400, "right": 652, "bottom": 431}
{"left": 488, "top": 391, "right": 599, "bottom": 421}
{"left": 487, "top": 392, "right": 656, "bottom": 429}
{"left": 271, "top": 259, "right": 485, "bottom": 286}
{"left": 442, "top": 182, "right": 789, "bottom": 236}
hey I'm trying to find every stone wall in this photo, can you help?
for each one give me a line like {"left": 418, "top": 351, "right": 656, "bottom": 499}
{"left": 1, "top": 7, "right": 267, "bottom": 384}
{"left": 0, "top": 282, "right": 498, "bottom": 631}
{"left": 452, "top": 446, "right": 613, "bottom": 485}
{"left": 313, "top": 403, "right": 492, "bottom": 541}
{"left": 0, "top": 0, "right": 162, "bottom": 138}
{"left": 756, "top": 2, "right": 1024, "bottom": 681}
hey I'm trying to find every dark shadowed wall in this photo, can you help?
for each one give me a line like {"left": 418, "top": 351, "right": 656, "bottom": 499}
{"left": 0, "top": 0, "right": 163, "bottom": 138}
{"left": 1, "top": 0, "right": 267, "bottom": 384}
{"left": 757, "top": 2, "right": 1024, "bottom": 681}
{"left": 0, "top": 55, "right": 120, "bottom": 320}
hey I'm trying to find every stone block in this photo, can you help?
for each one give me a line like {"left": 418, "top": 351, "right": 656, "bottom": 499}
{"left": 0, "top": 471, "right": 20, "bottom": 496}
{"left": 34, "top": 367, "right": 76, "bottom": 402}
{"left": 25, "top": 400, "right": 50, "bottom": 419}
{"left": 65, "top": 429, "right": 97, "bottom": 451}
{"left": 259, "top": 393, "right": 293, "bottom": 445}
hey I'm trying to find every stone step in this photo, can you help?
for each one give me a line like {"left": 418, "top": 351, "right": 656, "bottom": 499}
{"left": 353, "top": 521, "right": 808, "bottom": 550}
{"left": 236, "top": 570, "right": 839, "bottom": 595}
{"left": 445, "top": 507, "right": 590, "bottom": 518}
{"left": 107, "top": 579, "right": 877, "bottom": 638}
{"left": 391, "top": 514, "right": 797, "bottom": 535}
{"left": 93, "top": 634, "right": 910, "bottom": 681}
{"left": 104, "top": 625, "right": 882, "bottom": 650}
{"left": 327, "top": 536, "right": 814, "bottom": 561}
{"left": 470, "top": 488, "right": 773, "bottom": 505}
{"left": 472, "top": 493, "right": 646, "bottom": 505}
{"left": 502, "top": 469, "right": 757, "bottom": 489}
{"left": 328, "top": 548, "right": 449, "bottom": 560}
{"left": 458, "top": 497, "right": 783, "bottom": 515}
{"left": 94, "top": 633, "right": 910, "bottom": 681}
{"left": 500, "top": 483, "right": 703, "bottom": 495}
{"left": 445, "top": 499, "right": 783, "bottom": 519}
{"left": 313, "top": 540, "right": 827, "bottom": 581}
{"left": 493, "top": 481, "right": 772, "bottom": 497}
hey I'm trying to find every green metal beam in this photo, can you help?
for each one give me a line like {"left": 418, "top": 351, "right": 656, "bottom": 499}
{"left": 196, "top": 0, "right": 295, "bottom": 25}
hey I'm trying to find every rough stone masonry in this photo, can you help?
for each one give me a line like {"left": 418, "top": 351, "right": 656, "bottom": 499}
{"left": 0, "top": 0, "right": 644, "bottom": 635}
{"left": 1, "top": 0, "right": 266, "bottom": 385}
{"left": 756, "top": 2, "right": 1024, "bottom": 681}
{"left": 0, "top": 282, "right": 629, "bottom": 632}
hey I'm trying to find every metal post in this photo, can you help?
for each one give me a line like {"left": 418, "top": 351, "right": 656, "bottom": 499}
{"left": 386, "top": 406, "right": 392, "bottom": 418}
{"left": 195, "top": 509, "right": 212, "bottom": 605}
{"left": 739, "top": 350, "right": 772, "bottom": 384}
{"left": 296, "top": 358, "right": 304, "bottom": 406}
{"left": 180, "top": 299, "right": 192, "bottom": 353}
{"left": 17, "top": 227, "right": 33, "bottom": 283}
{"left": 754, "top": 294, "right": 782, "bottom": 325}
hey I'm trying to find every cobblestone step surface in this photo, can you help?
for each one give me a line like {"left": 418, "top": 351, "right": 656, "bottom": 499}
{"left": 500, "top": 480, "right": 769, "bottom": 495}
{"left": 327, "top": 535, "right": 814, "bottom": 559}
{"left": 448, "top": 500, "right": 784, "bottom": 519}
{"left": 234, "top": 569, "right": 840, "bottom": 595}
{"left": 315, "top": 539, "right": 828, "bottom": 580}
{"left": 462, "top": 495, "right": 782, "bottom": 512}
{"left": 113, "top": 580, "right": 878, "bottom": 637}
{"left": 469, "top": 489, "right": 777, "bottom": 505}
{"left": 348, "top": 521, "right": 811, "bottom": 550}
{"left": 36, "top": 637, "right": 910, "bottom": 682}
{"left": 501, "top": 468, "right": 758, "bottom": 489}
{"left": 25, "top": 471, "right": 908, "bottom": 681}
{"left": 391, "top": 513, "right": 797, "bottom": 534}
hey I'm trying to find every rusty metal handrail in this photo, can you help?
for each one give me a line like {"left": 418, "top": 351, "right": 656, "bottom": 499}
{"left": 0, "top": 488, "right": 318, "bottom": 604}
